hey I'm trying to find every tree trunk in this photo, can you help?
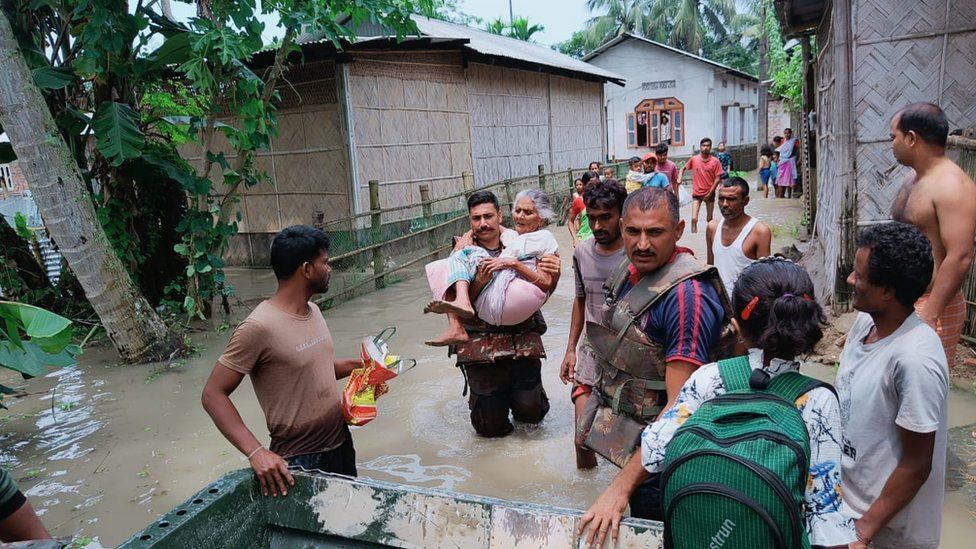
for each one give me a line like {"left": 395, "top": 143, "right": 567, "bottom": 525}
{"left": 0, "top": 12, "right": 180, "bottom": 363}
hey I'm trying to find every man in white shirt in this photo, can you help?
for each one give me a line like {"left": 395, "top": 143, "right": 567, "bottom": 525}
{"left": 705, "top": 176, "right": 771, "bottom": 295}
{"left": 838, "top": 222, "right": 949, "bottom": 549}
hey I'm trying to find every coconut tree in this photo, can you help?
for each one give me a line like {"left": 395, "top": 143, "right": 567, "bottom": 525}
{"left": 508, "top": 16, "right": 544, "bottom": 41}
{"left": 0, "top": 12, "right": 180, "bottom": 363}
{"left": 583, "top": 0, "right": 654, "bottom": 50}
{"left": 646, "top": 0, "right": 736, "bottom": 53}
{"left": 485, "top": 17, "right": 506, "bottom": 35}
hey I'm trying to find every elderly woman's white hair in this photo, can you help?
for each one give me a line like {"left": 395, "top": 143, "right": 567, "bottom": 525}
{"left": 513, "top": 188, "right": 556, "bottom": 226}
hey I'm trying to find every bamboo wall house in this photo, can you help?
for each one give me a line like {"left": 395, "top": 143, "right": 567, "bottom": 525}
{"left": 183, "top": 16, "right": 623, "bottom": 266}
{"left": 775, "top": 0, "right": 976, "bottom": 309}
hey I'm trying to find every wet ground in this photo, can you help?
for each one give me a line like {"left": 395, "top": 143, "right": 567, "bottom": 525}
{"left": 1, "top": 190, "right": 975, "bottom": 547}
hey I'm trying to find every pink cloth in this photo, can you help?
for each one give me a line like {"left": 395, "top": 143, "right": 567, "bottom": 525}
{"left": 425, "top": 259, "right": 451, "bottom": 301}
{"left": 776, "top": 158, "right": 795, "bottom": 188}
{"left": 424, "top": 257, "right": 547, "bottom": 326}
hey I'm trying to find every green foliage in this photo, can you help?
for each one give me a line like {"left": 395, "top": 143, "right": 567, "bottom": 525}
{"left": 92, "top": 101, "right": 146, "bottom": 166}
{"left": 9, "top": 0, "right": 430, "bottom": 325}
{"left": 142, "top": 83, "right": 209, "bottom": 144}
{"left": 13, "top": 212, "right": 32, "bottom": 241}
{"left": 482, "top": 15, "right": 544, "bottom": 42}
{"left": 764, "top": 0, "right": 802, "bottom": 109}
{"left": 31, "top": 66, "right": 75, "bottom": 89}
{"left": 418, "top": 0, "right": 482, "bottom": 26}
{"left": 508, "top": 16, "right": 544, "bottom": 41}
{"left": 553, "top": 30, "right": 590, "bottom": 59}
{"left": 0, "top": 301, "right": 78, "bottom": 408}
{"left": 583, "top": 0, "right": 756, "bottom": 73}
{"left": 485, "top": 17, "right": 506, "bottom": 35}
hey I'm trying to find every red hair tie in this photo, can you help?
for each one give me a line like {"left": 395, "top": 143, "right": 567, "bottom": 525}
{"left": 741, "top": 296, "right": 760, "bottom": 320}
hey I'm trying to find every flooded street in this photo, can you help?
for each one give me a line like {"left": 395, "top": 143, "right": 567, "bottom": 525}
{"left": 2, "top": 195, "right": 975, "bottom": 546}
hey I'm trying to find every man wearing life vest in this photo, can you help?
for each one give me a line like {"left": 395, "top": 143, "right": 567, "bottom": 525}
{"left": 447, "top": 191, "right": 562, "bottom": 438}
{"left": 578, "top": 187, "right": 732, "bottom": 520}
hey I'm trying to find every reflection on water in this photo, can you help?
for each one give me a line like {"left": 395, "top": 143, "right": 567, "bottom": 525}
{"left": 358, "top": 454, "right": 471, "bottom": 491}
{"left": 0, "top": 217, "right": 974, "bottom": 546}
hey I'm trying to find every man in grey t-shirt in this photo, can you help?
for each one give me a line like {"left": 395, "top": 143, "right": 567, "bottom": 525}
{"left": 560, "top": 180, "right": 627, "bottom": 470}
{"left": 838, "top": 222, "right": 948, "bottom": 549}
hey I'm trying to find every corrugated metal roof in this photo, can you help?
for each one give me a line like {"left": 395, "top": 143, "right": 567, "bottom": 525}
{"left": 296, "top": 15, "right": 624, "bottom": 85}
{"left": 583, "top": 34, "right": 758, "bottom": 83}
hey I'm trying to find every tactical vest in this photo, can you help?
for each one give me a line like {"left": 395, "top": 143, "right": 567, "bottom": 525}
{"left": 449, "top": 317, "right": 546, "bottom": 365}
{"left": 579, "top": 252, "right": 734, "bottom": 467}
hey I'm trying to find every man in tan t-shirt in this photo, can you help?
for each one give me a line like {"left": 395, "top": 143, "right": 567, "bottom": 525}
{"left": 202, "top": 225, "right": 361, "bottom": 497}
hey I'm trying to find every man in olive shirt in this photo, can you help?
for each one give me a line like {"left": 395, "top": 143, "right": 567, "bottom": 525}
{"left": 0, "top": 465, "right": 49, "bottom": 542}
{"left": 202, "top": 225, "right": 361, "bottom": 498}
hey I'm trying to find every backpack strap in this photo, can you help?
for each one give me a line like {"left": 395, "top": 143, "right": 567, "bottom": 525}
{"left": 716, "top": 356, "right": 751, "bottom": 393}
{"left": 763, "top": 371, "right": 837, "bottom": 405}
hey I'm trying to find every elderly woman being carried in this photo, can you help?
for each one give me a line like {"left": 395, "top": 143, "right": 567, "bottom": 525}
{"left": 425, "top": 188, "right": 558, "bottom": 346}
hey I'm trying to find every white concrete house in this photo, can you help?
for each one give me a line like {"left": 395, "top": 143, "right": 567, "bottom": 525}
{"left": 583, "top": 34, "right": 760, "bottom": 160}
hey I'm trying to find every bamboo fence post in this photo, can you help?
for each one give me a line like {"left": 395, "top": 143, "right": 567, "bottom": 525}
{"left": 368, "top": 180, "right": 384, "bottom": 289}
{"left": 419, "top": 184, "right": 435, "bottom": 253}
{"left": 537, "top": 164, "right": 546, "bottom": 194}
{"left": 504, "top": 178, "right": 515, "bottom": 220}
{"left": 462, "top": 171, "right": 474, "bottom": 193}
{"left": 567, "top": 169, "right": 573, "bottom": 192}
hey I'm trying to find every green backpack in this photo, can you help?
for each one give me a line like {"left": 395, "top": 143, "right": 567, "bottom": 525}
{"left": 660, "top": 356, "right": 835, "bottom": 549}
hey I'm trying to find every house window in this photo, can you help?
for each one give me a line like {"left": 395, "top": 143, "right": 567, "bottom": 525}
{"left": 722, "top": 79, "right": 727, "bottom": 89}
{"left": 627, "top": 97, "right": 685, "bottom": 148}
{"left": 0, "top": 164, "right": 12, "bottom": 190}
{"left": 740, "top": 83, "right": 745, "bottom": 91}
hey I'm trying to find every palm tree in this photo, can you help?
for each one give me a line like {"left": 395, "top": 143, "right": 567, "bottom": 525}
{"left": 508, "top": 16, "right": 544, "bottom": 41}
{"left": 0, "top": 14, "right": 180, "bottom": 363}
{"left": 485, "top": 18, "right": 506, "bottom": 35}
{"left": 647, "top": 0, "right": 736, "bottom": 53}
{"left": 583, "top": 0, "right": 654, "bottom": 50}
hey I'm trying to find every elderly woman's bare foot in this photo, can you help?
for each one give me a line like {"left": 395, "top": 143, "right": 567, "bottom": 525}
{"left": 424, "top": 300, "right": 475, "bottom": 319}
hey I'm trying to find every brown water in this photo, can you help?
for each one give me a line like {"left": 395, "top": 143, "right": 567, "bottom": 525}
{"left": 1, "top": 195, "right": 974, "bottom": 546}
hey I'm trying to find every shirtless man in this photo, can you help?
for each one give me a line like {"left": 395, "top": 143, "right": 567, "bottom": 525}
{"left": 706, "top": 177, "right": 771, "bottom": 294}
{"left": 890, "top": 102, "right": 976, "bottom": 369}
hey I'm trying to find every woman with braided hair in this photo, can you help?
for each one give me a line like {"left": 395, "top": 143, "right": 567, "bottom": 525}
{"left": 579, "top": 257, "right": 856, "bottom": 548}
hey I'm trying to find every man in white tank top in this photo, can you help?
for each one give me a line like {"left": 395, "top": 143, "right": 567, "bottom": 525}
{"left": 706, "top": 177, "right": 772, "bottom": 295}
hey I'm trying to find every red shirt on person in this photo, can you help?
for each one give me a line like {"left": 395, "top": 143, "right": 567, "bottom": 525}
{"left": 686, "top": 155, "right": 724, "bottom": 197}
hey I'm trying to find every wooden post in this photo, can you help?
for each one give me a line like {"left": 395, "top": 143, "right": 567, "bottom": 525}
{"left": 504, "top": 179, "right": 515, "bottom": 220}
{"left": 462, "top": 171, "right": 474, "bottom": 193}
{"left": 537, "top": 164, "right": 546, "bottom": 193}
{"left": 419, "top": 184, "right": 435, "bottom": 253}
{"left": 567, "top": 168, "right": 573, "bottom": 192}
{"left": 368, "top": 180, "right": 384, "bottom": 289}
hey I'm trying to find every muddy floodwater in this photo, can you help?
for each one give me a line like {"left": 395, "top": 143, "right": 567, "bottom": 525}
{"left": 2, "top": 197, "right": 975, "bottom": 547}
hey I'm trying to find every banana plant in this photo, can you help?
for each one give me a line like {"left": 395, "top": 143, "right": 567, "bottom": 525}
{"left": 0, "top": 301, "right": 78, "bottom": 408}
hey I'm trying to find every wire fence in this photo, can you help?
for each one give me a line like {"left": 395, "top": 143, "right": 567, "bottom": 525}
{"left": 313, "top": 161, "right": 630, "bottom": 308}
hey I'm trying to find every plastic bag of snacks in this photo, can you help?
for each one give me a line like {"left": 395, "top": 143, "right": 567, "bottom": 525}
{"left": 342, "top": 327, "right": 416, "bottom": 426}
